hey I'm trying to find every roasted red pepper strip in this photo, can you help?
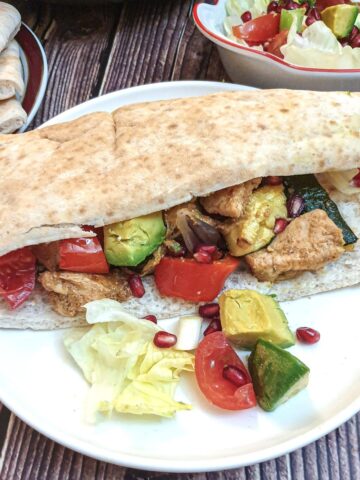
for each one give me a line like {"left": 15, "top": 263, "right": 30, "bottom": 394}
{"left": 154, "top": 256, "right": 239, "bottom": 302}
{"left": 195, "top": 332, "right": 256, "bottom": 410}
{"left": 0, "top": 247, "right": 36, "bottom": 309}
{"left": 59, "top": 235, "right": 109, "bottom": 274}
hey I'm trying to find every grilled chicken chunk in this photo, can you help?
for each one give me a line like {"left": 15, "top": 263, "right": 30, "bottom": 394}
{"left": 39, "top": 270, "right": 131, "bottom": 317}
{"left": 245, "top": 209, "right": 345, "bottom": 282}
{"left": 200, "top": 178, "right": 261, "bottom": 218}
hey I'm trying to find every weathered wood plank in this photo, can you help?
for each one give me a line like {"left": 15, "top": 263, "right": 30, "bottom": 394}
{"left": 99, "top": 0, "right": 192, "bottom": 93}
{"left": 16, "top": 1, "right": 122, "bottom": 128}
{"left": 1, "top": 1, "right": 359, "bottom": 479}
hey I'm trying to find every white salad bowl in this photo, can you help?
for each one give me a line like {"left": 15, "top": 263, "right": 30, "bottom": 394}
{"left": 193, "top": 0, "right": 360, "bottom": 91}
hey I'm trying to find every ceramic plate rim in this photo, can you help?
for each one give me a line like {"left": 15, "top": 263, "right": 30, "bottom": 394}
{"left": 1, "top": 81, "right": 359, "bottom": 473}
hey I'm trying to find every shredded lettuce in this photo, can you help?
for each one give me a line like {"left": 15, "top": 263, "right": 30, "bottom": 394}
{"left": 64, "top": 299, "right": 194, "bottom": 421}
{"left": 225, "top": 0, "right": 270, "bottom": 19}
{"left": 281, "top": 21, "right": 360, "bottom": 68}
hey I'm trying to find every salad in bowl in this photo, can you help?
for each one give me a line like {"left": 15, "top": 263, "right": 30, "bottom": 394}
{"left": 224, "top": 0, "right": 360, "bottom": 68}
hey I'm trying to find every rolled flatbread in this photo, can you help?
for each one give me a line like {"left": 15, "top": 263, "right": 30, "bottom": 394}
{"left": 0, "top": 96, "right": 26, "bottom": 133}
{"left": 0, "top": 2, "right": 21, "bottom": 54}
{"left": 0, "top": 40, "right": 25, "bottom": 100}
{"left": 0, "top": 89, "right": 359, "bottom": 329}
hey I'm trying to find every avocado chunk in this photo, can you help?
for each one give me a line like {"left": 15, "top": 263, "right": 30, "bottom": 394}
{"left": 104, "top": 212, "right": 166, "bottom": 267}
{"left": 280, "top": 8, "right": 306, "bottom": 32}
{"left": 321, "top": 4, "right": 359, "bottom": 39}
{"left": 219, "top": 289, "right": 295, "bottom": 349}
{"left": 223, "top": 185, "right": 287, "bottom": 257}
{"left": 248, "top": 339, "right": 310, "bottom": 412}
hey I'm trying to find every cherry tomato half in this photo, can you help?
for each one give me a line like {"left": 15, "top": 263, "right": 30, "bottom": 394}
{"left": 154, "top": 256, "right": 239, "bottom": 302}
{"left": 0, "top": 247, "right": 36, "bottom": 309}
{"left": 233, "top": 13, "right": 280, "bottom": 44}
{"left": 195, "top": 332, "right": 256, "bottom": 410}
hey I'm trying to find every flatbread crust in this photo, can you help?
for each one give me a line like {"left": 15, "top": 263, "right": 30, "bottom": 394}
{"left": 0, "top": 2, "right": 21, "bottom": 54}
{"left": 0, "top": 96, "right": 26, "bottom": 133}
{"left": 0, "top": 90, "right": 359, "bottom": 256}
{"left": 0, "top": 40, "right": 25, "bottom": 100}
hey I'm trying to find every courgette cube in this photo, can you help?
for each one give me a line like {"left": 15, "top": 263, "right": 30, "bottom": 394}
{"left": 248, "top": 339, "right": 310, "bottom": 412}
{"left": 223, "top": 185, "right": 287, "bottom": 256}
{"left": 284, "top": 174, "right": 357, "bottom": 245}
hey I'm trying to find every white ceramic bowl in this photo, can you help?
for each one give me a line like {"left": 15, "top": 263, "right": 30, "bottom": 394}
{"left": 193, "top": 0, "right": 360, "bottom": 91}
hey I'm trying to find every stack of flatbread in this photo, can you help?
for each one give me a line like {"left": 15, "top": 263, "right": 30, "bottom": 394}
{"left": 0, "top": 2, "right": 26, "bottom": 134}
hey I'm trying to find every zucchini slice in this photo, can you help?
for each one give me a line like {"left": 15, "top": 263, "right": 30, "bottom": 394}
{"left": 284, "top": 174, "right": 357, "bottom": 245}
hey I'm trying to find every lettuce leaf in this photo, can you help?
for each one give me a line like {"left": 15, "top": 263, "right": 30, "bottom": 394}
{"left": 225, "top": 0, "right": 270, "bottom": 19}
{"left": 281, "top": 21, "right": 360, "bottom": 68}
{"left": 64, "top": 299, "right": 194, "bottom": 421}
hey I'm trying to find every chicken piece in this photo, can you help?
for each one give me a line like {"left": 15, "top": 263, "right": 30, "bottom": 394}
{"left": 200, "top": 178, "right": 261, "bottom": 218}
{"left": 39, "top": 270, "right": 131, "bottom": 317}
{"left": 245, "top": 209, "right": 345, "bottom": 282}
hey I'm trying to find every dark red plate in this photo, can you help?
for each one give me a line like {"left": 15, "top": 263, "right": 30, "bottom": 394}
{"left": 15, "top": 23, "right": 48, "bottom": 131}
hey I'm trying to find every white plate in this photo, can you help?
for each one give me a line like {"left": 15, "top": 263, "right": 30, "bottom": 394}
{"left": 0, "top": 81, "right": 359, "bottom": 473}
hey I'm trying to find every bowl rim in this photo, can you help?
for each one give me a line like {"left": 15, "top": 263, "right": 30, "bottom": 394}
{"left": 193, "top": 0, "right": 360, "bottom": 74}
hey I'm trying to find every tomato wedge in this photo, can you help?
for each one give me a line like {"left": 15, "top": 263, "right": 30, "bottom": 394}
{"left": 195, "top": 332, "right": 256, "bottom": 410}
{"left": 59, "top": 235, "right": 109, "bottom": 274}
{"left": 265, "top": 29, "right": 289, "bottom": 58}
{"left": 232, "top": 13, "right": 280, "bottom": 44}
{"left": 154, "top": 256, "right": 239, "bottom": 302}
{"left": 0, "top": 247, "right": 36, "bottom": 309}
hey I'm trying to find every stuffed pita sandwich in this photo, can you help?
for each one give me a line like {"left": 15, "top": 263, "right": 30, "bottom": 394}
{"left": 0, "top": 89, "right": 359, "bottom": 329}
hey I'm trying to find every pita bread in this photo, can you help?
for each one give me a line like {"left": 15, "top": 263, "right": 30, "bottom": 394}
{"left": 0, "top": 89, "right": 359, "bottom": 329}
{"left": 0, "top": 89, "right": 359, "bottom": 256}
{"left": 0, "top": 40, "right": 25, "bottom": 100}
{"left": 0, "top": 96, "right": 26, "bottom": 133}
{"left": 0, "top": 3, "right": 21, "bottom": 54}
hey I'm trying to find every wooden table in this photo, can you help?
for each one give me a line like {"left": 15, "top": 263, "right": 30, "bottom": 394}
{"left": 1, "top": 1, "right": 359, "bottom": 478}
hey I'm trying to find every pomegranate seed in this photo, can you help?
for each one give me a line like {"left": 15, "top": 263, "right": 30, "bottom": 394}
{"left": 194, "top": 251, "right": 212, "bottom": 264}
{"left": 195, "top": 244, "right": 222, "bottom": 261}
{"left": 350, "top": 34, "right": 360, "bottom": 48}
{"left": 196, "top": 244, "right": 216, "bottom": 254}
{"left": 274, "top": 218, "right": 289, "bottom": 234}
{"left": 128, "top": 274, "right": 145, "bottom": 298}
{"left": 265, "top": 175, "right": 282, "bottom": 185}
{"left": 349, "top": 26, "right": 359, "bottom": 43}
{"left": 153, "top": 331, "right": 177, "bottom": 348}
{"left": 305, "top": 15, "right": 316, "bottom": 26}
{"left": 199, "top": 302, "right": 220, "bottom": 318}
{"left": 143, "top": 314, "right": 157, "bottom": 324}
{"left": 287, "top": 194, "right": 305, "bottom": 218}
{"left": 267, "top": 1, "right": 278, "bottom": 13}
{"left": 296, "top": 327, "right": 320, "bottom": 344}
{"left": 284, "top": 0, "right": 299, "bottom": 10}
{"left": 350, "top": 171, "right": 360, "bottom": 188}
{"left": 241, "top": 10, "right": 252, "bottom": 22}
{"left": 204, "top": 317, "right": 222, "bottom": 336}
{"left": 223, "top": 365, "right": 248, "bottom": 387}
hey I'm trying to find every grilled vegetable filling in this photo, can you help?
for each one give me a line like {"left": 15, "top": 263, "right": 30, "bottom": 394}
{"left": 1, "top": 173, "right": 357, "bottom": 314}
